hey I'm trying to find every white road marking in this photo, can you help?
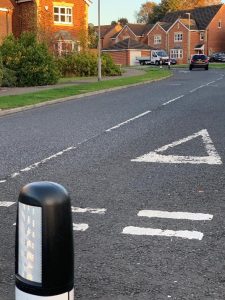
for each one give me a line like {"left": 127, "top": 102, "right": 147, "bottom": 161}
{"left": 138, "top": 210, "right": 213, "bottom": 221}
{"left": 0, "top": 146, "right": 76, "bottom": 184}
{"left": 162, "top": 95, "right": 184, "bottom": 106}
{"left": 122, "top": 227, "right": 204, "bottom": 240}
{"left": 190, "top": 85, "right": 206, "bottom": 93}
{"left": 206, "top": 81, "right": 216, "bottom": 85}
{"left": 189, "top": 75, "right": 224, "bottom": 93}
{"left": 131, "top": 129, "right": 222, "bottom": 165}
{"left": 0, "top": 201, "right": 15, "bottom": 207}
{"left": 73, "top": 223, "right": 89, "bottom": 231}
{"left": 105, "top": 111, "right": 151, "bottom": 132}
{"left": 72, "top": 207, "right": 106, "bottom": 214}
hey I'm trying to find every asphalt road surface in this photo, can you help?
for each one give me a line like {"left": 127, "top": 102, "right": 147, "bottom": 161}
{"left": 0, "top": 68, "right": 225, "bottom": 300}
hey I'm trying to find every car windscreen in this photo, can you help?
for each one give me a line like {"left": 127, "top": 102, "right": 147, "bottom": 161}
{"left": 156, "top": 51, "right": 168, "bottom": 57}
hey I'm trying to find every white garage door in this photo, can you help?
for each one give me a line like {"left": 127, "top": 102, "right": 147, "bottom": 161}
{"left": 130, "top": 51, "right": 141, "bottom": 66}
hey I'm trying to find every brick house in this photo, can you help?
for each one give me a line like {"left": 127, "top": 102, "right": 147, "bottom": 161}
{"left": 0, "top": 0, "right": 14, "bottom": 43}
{"left": 94, "top": 24, "right": 122, "bottom": 49}
{"left": 111, "top": 23, "right": 154, "bottom": 45}
{"left": 147, "top": 4, "right": 225, "bottom": 64}
{"left": 1, "top": 0, "right": 91, "bottom": 54}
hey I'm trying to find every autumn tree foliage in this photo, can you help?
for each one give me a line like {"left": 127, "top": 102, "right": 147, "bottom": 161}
{"left": 136, "top": 0, "right": 222, "bottom": 24}
{"left": 136, "top": 2, "right": 157, "bottom": 23}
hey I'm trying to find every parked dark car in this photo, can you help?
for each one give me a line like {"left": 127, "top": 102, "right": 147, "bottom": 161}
{"left": 170, "top": 58, "right": 177, "bottom": 65}
{"left": 189, "top": 54, "right": 209, "bottom": 70}
{"left": 209, "top": 52, "right": 225, "bottom": 62}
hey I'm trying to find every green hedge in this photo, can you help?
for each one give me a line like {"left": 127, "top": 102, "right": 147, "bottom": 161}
{"left": 0, "top": 53, "right": 3, "bottom": 86}
{"left": 57, "top": 52, "right": 121, "bottom": 77}
{"left": 0, "top": 33, "right": 60, "bottom": 87}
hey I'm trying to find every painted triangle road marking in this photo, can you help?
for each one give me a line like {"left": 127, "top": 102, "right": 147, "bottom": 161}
{"left": 131, "top": 129, "right": 222, "bottom": 165}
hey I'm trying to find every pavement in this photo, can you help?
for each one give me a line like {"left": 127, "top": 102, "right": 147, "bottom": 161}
{"left": 0, "top": 68, "right": 225, "bottom": 299}
{"left": 0, "top": 67, "right": 146, "bottom": 97}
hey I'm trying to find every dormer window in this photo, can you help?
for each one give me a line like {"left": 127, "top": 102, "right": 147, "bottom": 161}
{"left": 54, "top": 6, "right": 73, "bottom": 25}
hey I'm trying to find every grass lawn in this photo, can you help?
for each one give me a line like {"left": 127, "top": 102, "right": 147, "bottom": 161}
{"left": 0, "top": 68, "right": 171, "bottom": 110}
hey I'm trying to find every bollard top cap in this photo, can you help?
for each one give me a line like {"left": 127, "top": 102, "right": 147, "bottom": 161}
{"left": 18, "top": 181, "right": 69, "bottom": 207}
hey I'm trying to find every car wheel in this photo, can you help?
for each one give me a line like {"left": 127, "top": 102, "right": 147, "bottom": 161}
{"left": 155, "top": 61, "right": 160, "bottom": 66}
{"left": 205, "top": 66, "right": 208, "bottom": 70}
{"left": 189, "top": 66, "right": 192, "bottom": 71}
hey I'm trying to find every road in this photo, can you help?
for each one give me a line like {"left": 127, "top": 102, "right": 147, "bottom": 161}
{"left": 0, "top": 68, "right": 225, "bottom": 299}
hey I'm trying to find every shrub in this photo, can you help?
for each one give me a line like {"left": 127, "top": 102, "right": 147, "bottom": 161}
{"left": 2, "top": 67, "right": 17, "bottom": 87}
{"left": 101, "top": 54, "right": 122, "bottom": 76}
{"left": 57, "top": 51, "right": 121, "bottom": 77}
{"left": 0, "top": 33, "right": 60, "bottom": 87}
{"left": 0, "top": 53, "right": 3, "bottom": 86}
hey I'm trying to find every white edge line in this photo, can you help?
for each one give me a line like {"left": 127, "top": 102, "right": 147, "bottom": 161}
{"left": 105, "top": 111, "right": 151, "bottom": 132}
{"left": 71, "top": 207, "right": 106, "bottom": 214}
{"left": 122, "top": 226, "right": 204, "bottom": 240}
{"left": 0, "top": 201, "right": 16, "bottom": 207}
{"left": 138, "top": 210, "right": 213, "bottom": 221}
{"left": 73, "top": 223, "right": 89, "bottom": 231}
{"left": 162, "top": 95, "right": 184, "bottom": 106}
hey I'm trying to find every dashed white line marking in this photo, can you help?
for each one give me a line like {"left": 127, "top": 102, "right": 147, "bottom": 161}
{"left": 162, "top": 95, "right": 184, "bottom": 106}
{"left": 0, "top": 201, "right": 15, "bottom": 207}
{"left": 189, "top": 75, "right": 224, "bottom": 93}
{"left": 206, "top": 81, "right": 216, "bottom": 85}
{"left": 72, "top": 207, "right": 106, "bottom": 214}
{"left": 0, "top": 146, "right": 76, "bottom": 184}
{"left": 73, "top": 223, "right": 89, "bottom": 231}
{"left": 105, "top": 111, "right": 151, "bottom": 132}
{"left": 122, "top": 227, "right": 204, "bottom": 240}
{"left": 138, "top": 210, "right": 213, "bottom": 221}
{"left": 190, "top": 85, "right": 206, "bottom": 93}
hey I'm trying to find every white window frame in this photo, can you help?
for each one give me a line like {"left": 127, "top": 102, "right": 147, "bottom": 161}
{"left": 174, "top": 32, "right": 183, "bottom": 42}
{"left": 154, "top": 35, "right": 162, "bottom": 45}
{"left": 170, "top": 49, "right": 183, "bottom": 59}
{"left": 218, "top": 20, "right": 222, "bottom": 29}
{"left": 200, "top": 32, "right": 204, "bottom": 41}
{"left": 55, "top": 40, "right": 76, "bottom": 55}
{"left": 54, "top": 6, "right": 73, "bottom": 25}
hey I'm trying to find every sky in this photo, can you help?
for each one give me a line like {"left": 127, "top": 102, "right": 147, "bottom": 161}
{"left": 88, "top": 0, "right": 160, "bottom": 25}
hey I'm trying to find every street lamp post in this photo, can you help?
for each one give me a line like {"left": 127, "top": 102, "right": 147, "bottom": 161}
{"left": 186, "top": 12, "right": 191, "bottom": 64}
{"left": 98, "top": 0, "right": 102, "bottom": 81}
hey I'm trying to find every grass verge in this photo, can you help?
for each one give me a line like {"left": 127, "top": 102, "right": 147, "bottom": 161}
{"left": 0, "top": 68, "right": 171, "bottom": 110}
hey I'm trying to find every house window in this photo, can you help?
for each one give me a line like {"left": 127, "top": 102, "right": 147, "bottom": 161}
{"left": 200, "top": 32, "right": 205, "bottom": 41}
{"left": 218, "top": 20, "right": 222, "bottom": 28}
{"left": 174, "top": 32, "right": 183, "bottom": 42}
{"left": 154, "top": 35, "right": 161, "bottom": 45}
{"left": 170, "top": 49, "right": 183, "bottom": 59}
{"left": 54, "top": 6, "right": 73, "bottom": 24}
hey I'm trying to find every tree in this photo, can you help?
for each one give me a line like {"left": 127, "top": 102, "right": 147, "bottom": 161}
{"left": 117, "top": 18, "right": 129, "bottom": 26}
{"left": 147, "top": 0, "right": 222, "bottom": 23}
{"left": 183, "top": 0, "right": 221, "bottom": 8}
{"left": 136, "top": 2, "right": 157, "bottom": 23}
{"left": 88, "top": 23, "right": 98, "bottom": 49}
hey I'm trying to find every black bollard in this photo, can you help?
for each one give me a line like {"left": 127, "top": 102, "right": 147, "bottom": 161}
{"left": 15, "top": 182, "right": 74, "bottom": 299}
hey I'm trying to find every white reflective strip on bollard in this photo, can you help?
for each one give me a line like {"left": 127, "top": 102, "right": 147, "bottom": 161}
{"left": 16, "top": 288, "right": 74, "bottom": 299}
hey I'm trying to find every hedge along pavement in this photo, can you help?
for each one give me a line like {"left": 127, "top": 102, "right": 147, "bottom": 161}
{"left": 0, "top": 68, "right": 172, "bottom": 116}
